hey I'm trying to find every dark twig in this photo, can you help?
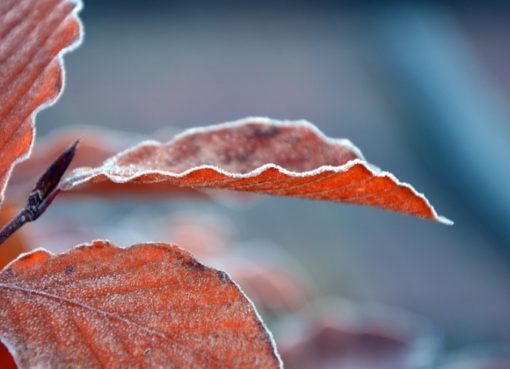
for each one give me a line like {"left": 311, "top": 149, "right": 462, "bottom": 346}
{"left": 0, "top": 140, "right": 79, "bottom": 245}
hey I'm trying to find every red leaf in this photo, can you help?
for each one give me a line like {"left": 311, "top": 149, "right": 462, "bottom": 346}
{"left": 0, "top": 341, "right": 16, "bottom": 369}
{"left": 0, "top": 241, "right": 281, "bottom": 369}
{"left": 62, "top": 118, "right": 451, "bottom": 223}
{"left": 0, "top": 0, "right": 82, "bottom": 204}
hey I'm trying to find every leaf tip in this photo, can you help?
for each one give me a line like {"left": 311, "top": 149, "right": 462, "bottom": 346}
{"left": 436, "top": 214, "right": 454, "bottom": 226}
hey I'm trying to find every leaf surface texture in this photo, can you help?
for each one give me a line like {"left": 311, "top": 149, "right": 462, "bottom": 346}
{"left": 63, "top": 118, "right": 450, "bottom": 223}
{"left": 0, "top": 0, "right": 82, "bottom": 204}
{"left": 0, "top": 240, "right": 281, "bottom": 369}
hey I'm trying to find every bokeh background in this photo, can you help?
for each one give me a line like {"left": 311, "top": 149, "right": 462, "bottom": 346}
{"left": 31, "top": 0, "right": 510, "bottom": 366}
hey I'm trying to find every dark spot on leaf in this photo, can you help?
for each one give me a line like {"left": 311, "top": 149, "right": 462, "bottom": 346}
{"left": 65, "top": 265, "right": 73, "bottom": 275}
{"left": 249, "top": 125, "right": 280, "bottom": 139}
{"left": 216, "top": 270, "right": 230, "bottom": 284}
{"left": 184, "top": 257, "right": 206, "bottom": 272}
{"left": 285, "top": 136, "right": 300, "bottom": 145}
{"left": 220, "top": 154, "right": 232, "bottom": 165}
{"left": 234, "top": 151, "right": 252, "bottom": 163}
{"left": 221, "top": 150, "right": 253, "bottom": 166}
{"left": 211, "top": 332, "right": 220, "bottom": 340}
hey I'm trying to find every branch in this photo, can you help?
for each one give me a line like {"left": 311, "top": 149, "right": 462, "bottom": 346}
{"left": 0, "top": 140, "right": 79, "bottom": 245}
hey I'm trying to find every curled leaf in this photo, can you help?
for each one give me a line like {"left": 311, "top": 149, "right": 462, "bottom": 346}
{"left": 62, "top": 118, "right": 451, "bottom": 223}
{"left": 0, "top": 0, "right": 83, "bottom": 204}
{"left": 0, "top": 240, "right": 281, "bottom": 369}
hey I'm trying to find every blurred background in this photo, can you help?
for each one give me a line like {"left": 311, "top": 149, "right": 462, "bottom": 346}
{"left": 27, "top": 0, "right": 510, "bottom": 367}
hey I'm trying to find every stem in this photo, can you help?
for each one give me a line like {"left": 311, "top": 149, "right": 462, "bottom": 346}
{"left": 0, "top": 209, "right": 29, "bottom": 244}
{"left": 0, "top": 140, "right": 79, "bottom": 246}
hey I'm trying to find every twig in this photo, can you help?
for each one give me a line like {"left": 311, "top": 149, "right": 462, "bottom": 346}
{"left": 0, "top": 140, "right": 79, "bottom": 245}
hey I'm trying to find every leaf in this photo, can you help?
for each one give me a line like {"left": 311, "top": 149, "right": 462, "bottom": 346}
{"left": 62, "top": 118, "right": 451, "bottom": 223}
{"left": 164, "top": 212, "right": 234, "bottom": 257}
{"left": 143, "top": 211, "right": 311, "bottom": 314}
{"left": 0, "top": 341, "right": 16, "bottom": 369}
{"left": 0, "top": 204, "right": 30, "bottom": 269}
{"left": 280, "top": 322, "right": 413, "bottom": 369}
{"left": 224, "top": 258, "right": 311, "bottom": 314}
{"left": 7, "top": 128, "right": 119, "bottom": 199}
{"left": 277, "top": 299, "right": 438, "bottom": 369}
{"left": 0, "top": 0, "right": 82, "bottom": 204}
{"left": 7, "top": 127, "right": 209, "bottom": 202}
{"left": 0, "top": 240, "right": 281, "bottom": 369}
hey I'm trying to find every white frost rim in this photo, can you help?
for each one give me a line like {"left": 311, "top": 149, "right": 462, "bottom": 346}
{"left": 1, "top": 239, "right": 284, "bottom": 369}
{"left": 1, "top": 0, "right": 84, "bottom": 205}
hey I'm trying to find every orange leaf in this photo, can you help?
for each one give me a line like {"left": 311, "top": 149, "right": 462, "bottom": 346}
{"left": 62, "top": 118, "right": 451, "bottom": 223}
{"left": 0, "top": 241, "right": 281, "bottom": 369}
{"left": 0, "top": 0, "right": 82, "bottom": 204}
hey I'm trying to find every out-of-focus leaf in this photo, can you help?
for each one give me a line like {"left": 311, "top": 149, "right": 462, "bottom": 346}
{"left": 224, "top": 258, "right": 311, "bottom": 314}
{"left": 0, "top": 204, "right": 30, "bottom": 269}
{"left": 7, "top": 129, "right": 119, "bottom": 199}
{"left": 0, "top": 0, "right": 82, "bottom": 204}
{"left": 0, "top": 240, "right": 281, "bottom": 369}
{"left": 162, "top": 212, "right": 311, "bottom": 314}
{"left": 7, "top": 127, "right": 207, "bottom": 201}
{"left": 7, "top": 128, "right": 154, "bottom": 197}
{"left": 0, "top": 205, "right": 25, "bottom": 368}
{"left": 276, "top": 299, "right": 440, "bottom": 369}
{"left": 163, "top": 212, "right": 234, "bottom": 257}
{"left": 62, "top": 118, "right": 450, "bottom": 223}
{"left": 281, "top": 322, "right": 408, "bottom": 369}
